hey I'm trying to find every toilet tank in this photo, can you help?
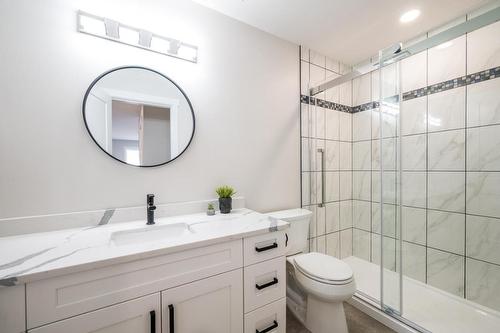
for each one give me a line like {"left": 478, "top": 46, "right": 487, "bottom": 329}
{"left": 266, "top": 208, "right": 312, "bottom": 256}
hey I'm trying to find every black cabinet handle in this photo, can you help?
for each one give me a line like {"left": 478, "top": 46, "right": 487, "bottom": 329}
{"left": 256, "top": 320, "right": 278, "bottom": 333}
{"left": 255, "top": 277, "right": 278, "bottom": 290}
{"left": 168, "top": 304, "right": 175, "bottom": 333}
{"left": 255, "top": 242, "right": 278, "bottom": 252}
{"left": 285, "top": 233, "right": 288, "bottom": 247}
{"left": 149, "top": 310, "right": 156, "bottom": 333}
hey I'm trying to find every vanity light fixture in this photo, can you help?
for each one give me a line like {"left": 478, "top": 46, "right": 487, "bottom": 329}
{"left": 400, "top": 9, "right": 421, "bottom": 23}
{"left": 77, "top": 11, "right": 198, "bottom": 63}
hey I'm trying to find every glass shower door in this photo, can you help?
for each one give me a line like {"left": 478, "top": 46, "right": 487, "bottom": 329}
{"left": 377, "top": 55, "right": 402, "bottom": 317}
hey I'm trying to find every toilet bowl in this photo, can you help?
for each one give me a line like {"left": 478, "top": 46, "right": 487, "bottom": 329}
{"left": 289, "top": 253, "right": 356, "bottom": 333}
{"left": 266, "top": 209, "right": 356, "bottom": 333}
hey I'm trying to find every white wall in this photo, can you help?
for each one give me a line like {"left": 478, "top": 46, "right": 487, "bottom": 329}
{"left": 0, "top": 0, "right": 300, "bottom": 218}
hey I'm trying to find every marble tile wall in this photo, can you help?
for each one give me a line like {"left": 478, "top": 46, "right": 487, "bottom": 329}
{"left": 348, "top": 19, "right": 500, "bottom": 312}
{"left": 300, "top": 46, "right": 353, "bottom": 260}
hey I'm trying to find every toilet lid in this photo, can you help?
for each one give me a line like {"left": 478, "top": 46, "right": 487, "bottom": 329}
{"left": 294, "top": 252, "right": 353, "bottom": 283}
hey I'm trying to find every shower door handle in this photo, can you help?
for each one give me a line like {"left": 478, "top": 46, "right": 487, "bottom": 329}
{"left": 317, "top": 148, "right": 325, "bottom": 207}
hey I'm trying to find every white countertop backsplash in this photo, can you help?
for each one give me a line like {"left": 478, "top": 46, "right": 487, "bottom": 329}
{"left": 0, "top": 207, "right": 288, "bottom": 287}
{"left": 0, "top": 197, "right": 246, "bottom": 237}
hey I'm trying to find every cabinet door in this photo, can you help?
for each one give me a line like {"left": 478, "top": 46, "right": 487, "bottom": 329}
{"left": 28, "top": 293, "right": 160, "bottom": 333}
{"left": 162, "top": 269, "right": 243, "bottom": 333}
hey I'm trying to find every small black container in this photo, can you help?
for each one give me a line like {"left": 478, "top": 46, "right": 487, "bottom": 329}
{"left": 219, "top": 197, "right": 232, "bottom": 214}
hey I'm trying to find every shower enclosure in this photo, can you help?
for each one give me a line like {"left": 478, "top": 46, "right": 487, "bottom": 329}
{"left": 301, "top": 5, "right": 500, "bottom": 332}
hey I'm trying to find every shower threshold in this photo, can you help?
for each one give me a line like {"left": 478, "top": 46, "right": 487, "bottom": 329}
{"left": 343, "top": 256, "right": 500, "bottom": 333}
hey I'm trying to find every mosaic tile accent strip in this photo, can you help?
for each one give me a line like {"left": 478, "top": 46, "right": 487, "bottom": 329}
{"left": 403, "top": 65, "right": 500, "bottom": 101}
{"left": 300, "top": 95, "right": 351, "bottom": 113}
{"left": 302, "top": 65, "right": 500, "bottom": 112}
{"left": 351, "top": 101, "right": 380, "bottom": 113}
{"left": 300, "top": 96, "right": 393, "bottom": 113}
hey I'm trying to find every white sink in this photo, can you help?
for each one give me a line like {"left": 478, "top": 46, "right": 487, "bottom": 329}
{"left": 111, "top": 223, "right": 192, "bottom": 246}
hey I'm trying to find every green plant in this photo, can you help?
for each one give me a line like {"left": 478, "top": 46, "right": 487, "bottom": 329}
{"left": 215, "top": 185, "right": 236, "bottom": 198}
{"left": 207, "top": 203, "right": 215, "bottom": 210}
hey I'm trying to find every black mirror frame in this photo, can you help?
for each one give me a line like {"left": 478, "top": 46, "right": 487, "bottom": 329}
{"left": 82, "top": 66, "right": 196, "bottom": 168}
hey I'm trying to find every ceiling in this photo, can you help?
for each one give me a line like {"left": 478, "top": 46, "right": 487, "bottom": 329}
{"left": 193, "top": 0, "right": 491, "bottom": 64}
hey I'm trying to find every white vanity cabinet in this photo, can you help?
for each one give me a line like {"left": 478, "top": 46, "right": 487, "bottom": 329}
{"left": 10, "top": 230, "right": 287, "bottom": 333}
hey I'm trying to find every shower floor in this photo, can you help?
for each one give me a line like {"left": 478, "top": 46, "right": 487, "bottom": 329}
{"left": 344, "top": 256, "right": 500, "bottom": 333}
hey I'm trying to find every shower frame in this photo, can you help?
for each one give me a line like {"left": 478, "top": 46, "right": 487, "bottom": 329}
{"left": 307, "top": 6, "right": 500, "bottom": 333}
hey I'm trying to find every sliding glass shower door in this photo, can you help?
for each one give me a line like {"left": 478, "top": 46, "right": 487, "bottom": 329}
{"left": 376, "top": 8, "right": 500, "bottom": 332}
{"left": 376, "top": 58, "right": 402, "bottom": 317}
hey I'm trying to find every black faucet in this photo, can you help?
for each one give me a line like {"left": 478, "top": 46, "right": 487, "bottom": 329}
{"left": 146, "top": 194, "right": 156, "bottom": 225}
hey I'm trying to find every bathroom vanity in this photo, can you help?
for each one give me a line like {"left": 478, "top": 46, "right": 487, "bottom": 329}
{"left": 0, "top": 209, "right": 288, "bottom": 333}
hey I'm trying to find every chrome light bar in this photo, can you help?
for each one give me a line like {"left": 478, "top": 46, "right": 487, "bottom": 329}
{"left": 77, "top": 11, "right": 198, "bottom": 63}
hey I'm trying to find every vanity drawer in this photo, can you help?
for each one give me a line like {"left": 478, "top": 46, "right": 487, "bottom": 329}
{"left": 244, "top": 297, "right": 286, "bottom": 333}
{"left": 244, "top": 230, "right": 287, "bottom": 266}
{"left": 0, "top": 285, "right": 25, "bottom": 333}
{"left": 26, "top": 239, "right": 242, "bottom": 329}
{"left": 28, "top": 293, "right": 160, "bottom": 333}
{"left": 244, "top": 256, "right": 286, "bottom": 313}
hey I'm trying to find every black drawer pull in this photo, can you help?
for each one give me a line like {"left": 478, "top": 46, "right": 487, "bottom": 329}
{"left": 149, "top": 310, "right": 156, "bottom": 333}
{"left": 255, "top": 242, "right": 278, "bottom": 252}
{"left": 168, "top": 304, "right": 175, "bottom": 333}
{"left": 256, "top": 320, "right": 278, "bottom": 333}
{"left": 256, "top": 277, "right": 278, "bottom": 290}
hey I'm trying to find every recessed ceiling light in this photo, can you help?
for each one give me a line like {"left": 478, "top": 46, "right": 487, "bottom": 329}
{"left": 400, "top": 9, "right": 421, "bottom": 23}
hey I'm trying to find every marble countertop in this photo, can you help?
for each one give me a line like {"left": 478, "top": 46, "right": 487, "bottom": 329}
{"left": 0, "top": 209, "right": 288, "bottom": 286}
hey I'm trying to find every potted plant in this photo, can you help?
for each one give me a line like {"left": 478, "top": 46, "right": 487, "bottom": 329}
{"left": 207, "top": 202, "right": 216, "bottom": 216}
{"left": 215, "top": 185, "right": 236, "bottom": 214}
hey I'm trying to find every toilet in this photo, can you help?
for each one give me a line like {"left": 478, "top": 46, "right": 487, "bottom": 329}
{"left": 267, "top": 208, "right": 356, "bottom": 333}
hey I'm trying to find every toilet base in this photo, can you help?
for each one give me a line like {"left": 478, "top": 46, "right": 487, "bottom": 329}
{"left": 305, "top": 296, "right": 348, "bottom": 333}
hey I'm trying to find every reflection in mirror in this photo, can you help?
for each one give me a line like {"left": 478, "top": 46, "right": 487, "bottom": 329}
{"left": 83, "top": 67, "right": 195, "bottom": 167}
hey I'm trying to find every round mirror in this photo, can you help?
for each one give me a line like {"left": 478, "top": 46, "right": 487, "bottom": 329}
{"left": 83, "top": 66, "right": 195, "bottom": 167}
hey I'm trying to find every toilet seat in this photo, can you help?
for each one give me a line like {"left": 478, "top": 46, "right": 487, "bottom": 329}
{"left": 293, "top": 252, "right": 353, "bottom": 285}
